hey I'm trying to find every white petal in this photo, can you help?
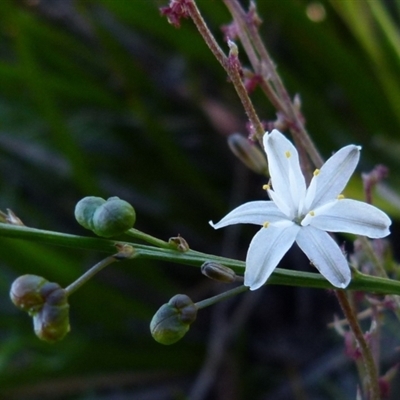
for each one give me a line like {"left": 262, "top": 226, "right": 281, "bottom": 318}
{"left": 301, "top": 200, "right": 337, "bottom": 227}
{"left": 296, "top": 226, "right": 351, "bottom": 288}
{"left": 263, "top": 130, "right": 306, "bottom": 217}
{"left": 266, "top": 189, "right": 292, "bottom": 217}
{"left": 306, "top": 144, "right": 360, "bottom": 210}
{"left": 209, "top": 201, "right": 287, "bottom": 229}
{"left": 305, "top": 199, "right": 391, "bottom": 238}
{"left": 244, "top": 223, "right": 300, "bottom": 290}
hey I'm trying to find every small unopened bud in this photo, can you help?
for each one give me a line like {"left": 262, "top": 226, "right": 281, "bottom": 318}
{"left": 228, "top": 133, "right": 268, "bottom": 175}
{"left": 75, "top": 196, "right": 136, "bottom": 237}
{"left": 201, "top": 261, "right": 237, "bottom": 283}
{"left": 10, "top": 275, "right": 48, "bottom": 313}
{"left": 75, "top": 196, "right": 106, "bottom": 230}
{"left": 33, "top": 286, "right": 70, "bottom": 343}
{"left": 92, "top": 196, "right": 136, "bottom": 237}
{"left": 168, "top": 235, "right": 189, "bottom": 252}
{"left": 10, "top": 275, "right": 70, "bottom": 342}
{"left": 150, "top": 294, "right": 197, "bottom": 345}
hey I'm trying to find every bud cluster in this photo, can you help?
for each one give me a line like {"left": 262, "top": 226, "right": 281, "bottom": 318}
{"left": 10, "top": 275, "right": 70, "bottom": 343}
{"left": 150, "top": 294, "right": 197, "bottom": 345}
{"left": 75, "top": 196, "right": 136, "bottom": 238}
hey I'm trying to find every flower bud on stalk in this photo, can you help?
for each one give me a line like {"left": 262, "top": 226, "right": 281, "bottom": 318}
{"left": 10, "top": 275, "right": 70, "bottom": 343}
{"left": 10, "top": 274, "right": 48, "bottom": 313}
{"left": 150, "top": 294, "right": 197, "bottom": 345}
{"left": 74, "top": 196, "right": 106, "bottom": 230}
{"left": 201, "top": 261, "right": 237, "bottom": 283}
{"left": 75, "top": 196, "right": 136, "bottom": 237}
{"left": 227, "top": 133, "right": 268, "bottom": 175}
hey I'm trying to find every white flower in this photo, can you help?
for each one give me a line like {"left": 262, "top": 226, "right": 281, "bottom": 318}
{"left": 210, "top": 130, "right": 391, "bottom": 290}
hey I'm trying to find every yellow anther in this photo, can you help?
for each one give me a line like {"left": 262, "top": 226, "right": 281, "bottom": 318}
{"left": 262, "top": 184, "right": 270, "bottom": 191}
{"left": 309, "top": 211, "right": 315, "bottom": 216}
{"left": 337, "top": 194, "right": 345, "bottom": 200}
{"left": 285, "top": 151, "right": 291, "bottom": 158}
{"left": 313, "top": 169, "right": 320, "bottom": 176}
{"left": 263, "top": 221, "right": 270, "bottom": 228}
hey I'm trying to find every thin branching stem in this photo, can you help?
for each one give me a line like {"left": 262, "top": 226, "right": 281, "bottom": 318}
{"left": 186, "top": 0, "right": 264, "bottom": 139}
{"left": 336, "top": 290, "right": 381, "bottom": 400}
{"left": 222, "top": 0, "right": 324, "bottom": 168}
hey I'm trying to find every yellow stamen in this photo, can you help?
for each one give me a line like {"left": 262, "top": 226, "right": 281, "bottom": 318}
{"left": 309, "top": 211, "right": 315, "bottom": 216}
{"left": 262, "top": 184, "right": 270, "bottom": 191}
{"left": 337, "top": 194, "right": 345, "bottom": 200}
{"left": 313, "top": 169, "right": 320, "bottom": 176}
{"left": 285, "top": 151, "right": 291, "bottom": 158}
{"left": 263, "top": 221, "right": 270, "bottom": 228}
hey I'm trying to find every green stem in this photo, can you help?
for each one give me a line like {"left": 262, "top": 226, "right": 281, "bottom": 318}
{"left": 125, "top": 228, "right": 171, "bottom": 249}
{"left": 195, "top": 285, "right": 249, "bottom": 309}
{"left": 336, "top": 290, "right": 380, "bottom": 400}
{"left": 64, "top": 245, "right": 135, "bottom": 296}
{"left": 2, "top": 223, "right": 400, "bottom": 295}
{"left": 64, "top": 255, "right": 118, "bottom": 296}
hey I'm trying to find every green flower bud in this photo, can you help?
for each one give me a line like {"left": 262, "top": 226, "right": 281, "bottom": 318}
{"left": 33, "top": 286, "right": 70, "bottom": 343}
{"left": 201, "top": 261, "right": 237, "bottom": 283}
{"left": 10, "top": 275, "right": 48, "bottom": 313}
{"left": 74, "top": 196, "right": 106, "bottom": 230}
{"left": 10, "top": 275, "right": 70, "bottom": 343}
{"left": 150, "top": 294, "right": 197, "bottom": 345}
{"left": 228, "top": 133, "right": 268, "bottom": 175}
{"left": 92, "top": 197, "right": 136, "bottom": 237}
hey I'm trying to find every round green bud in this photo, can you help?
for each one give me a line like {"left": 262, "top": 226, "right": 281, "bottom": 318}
{"left": 150, "top": 294, "right": 197, "bottom": 345}
{"left": 91, "top": 197, "right": 136, "bottom": 237}
{"left": 33, "top": 286, "right": 70, "bottom": 343}
{"left": 74, "top": 196, "right": 106, "bottom": 230}
{"left": 10, "top": 275, "right": 48, "bottom": 313}
{"left": 10, "top": 275, "right": 70, "bottom": 342}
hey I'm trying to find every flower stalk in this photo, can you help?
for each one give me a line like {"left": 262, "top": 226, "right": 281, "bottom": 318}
{"left": 183, "top": 0, "right": 265, "bottom": 139}
{"left": 64, "top": 244, "right": 135, "bottom": 296}
{"left": 222, "top": 0, "right": 324, "bottom": 167}
{"left": 336, "top": 290, "right": 381, "bottom": 400}
{"left": 1, "top": 223, "right": 400, "bottom": 295}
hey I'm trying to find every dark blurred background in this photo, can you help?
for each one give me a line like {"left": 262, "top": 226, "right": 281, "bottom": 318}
{"left": 0, "top": 0, "right": 400, "bottom": 399}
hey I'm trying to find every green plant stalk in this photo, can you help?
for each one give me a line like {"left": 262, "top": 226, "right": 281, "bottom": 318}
{"left": 195, "top": 285, "right": 249, "bottom": 309}
{"left": 1, "top": 223, "right": 400, "bottom": 295}
{"left": 64, "top": 245, "right": 135, "bottom": 296}
{"left": 125, "top": 228, "right": 171, "bottom": 249}
{"left": 64, "top": 254, "right": 119, "bottom": 296}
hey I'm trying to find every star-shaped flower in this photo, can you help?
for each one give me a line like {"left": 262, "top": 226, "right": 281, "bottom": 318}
{"left": 210, "top": 130, "right": 391, "bottom": 290}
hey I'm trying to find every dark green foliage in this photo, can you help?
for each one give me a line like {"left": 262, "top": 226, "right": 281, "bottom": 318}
{"left": 1, "top": 0, "right": 399, "bottom": 399}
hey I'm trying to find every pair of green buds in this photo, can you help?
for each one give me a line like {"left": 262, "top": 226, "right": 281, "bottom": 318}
{"left": 10, "top": 275, "right": 70, "bottom": 343}
{"left": 74, "top": 196, "right": 136, "bottom": 237}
